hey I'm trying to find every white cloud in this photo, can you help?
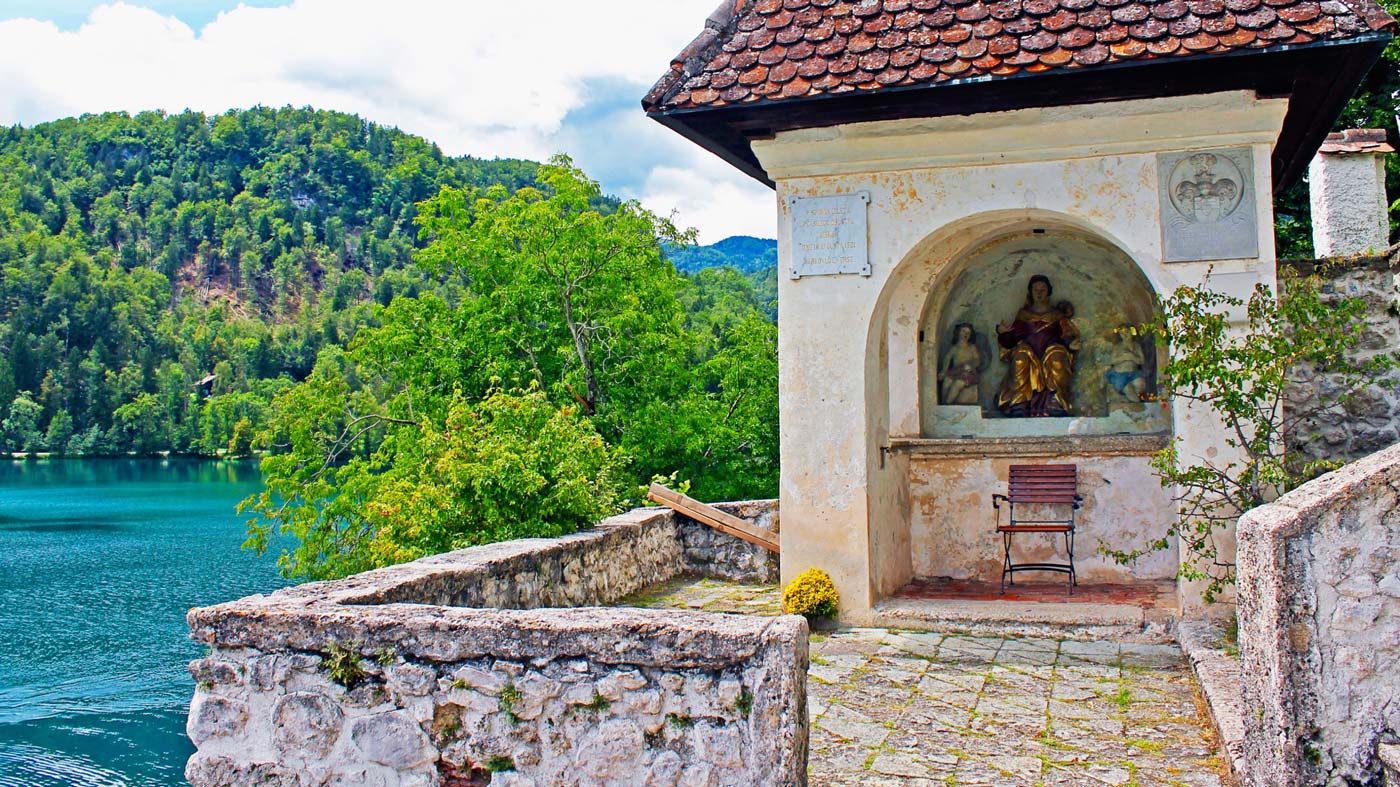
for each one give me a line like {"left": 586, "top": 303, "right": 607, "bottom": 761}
{"left": 0, "top": 0, "right": 777, "bottom": 244}
{"left": 642, "top": 162, "right": 778, "bottom": 244}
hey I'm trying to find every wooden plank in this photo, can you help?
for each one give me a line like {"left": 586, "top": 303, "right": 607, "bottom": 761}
{"left": 647, "top": 483, "right": 780, "bottom": 553}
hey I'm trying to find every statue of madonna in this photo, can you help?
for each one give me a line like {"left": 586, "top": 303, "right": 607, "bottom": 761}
{"left": 996, "top": 274, "right": 1080, "bottom": 417}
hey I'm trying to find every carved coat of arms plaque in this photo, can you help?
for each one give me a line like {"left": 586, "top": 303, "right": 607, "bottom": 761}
{"left": 1158, "top": 148, "right": 1259, "bottom": 263}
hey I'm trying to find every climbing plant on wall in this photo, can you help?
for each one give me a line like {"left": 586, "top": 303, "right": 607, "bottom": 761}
{"left": 1102, "top": 266, "right": 1398, "bottom": 600}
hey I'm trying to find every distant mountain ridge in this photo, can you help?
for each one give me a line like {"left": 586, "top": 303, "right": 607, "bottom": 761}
{"left": 668, "top": 235, "right": 777, "bottom": 275}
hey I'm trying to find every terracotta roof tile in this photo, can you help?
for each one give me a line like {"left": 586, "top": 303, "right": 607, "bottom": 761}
{"left": 993, "top": 31, "right": 1026, "bottom": 50}
{"left": 645, "top": 0, "right": 1397, "bottom": 112}
{"left": 1131, "top": 17, "right": 1171, "bottom": 36}
{"left": 942, "top": 23, "right": 975, "bottom": 41}
{"left": 1004, "top": 15, "right": 1039, "bottom": 32}
{"left": 1098, "top": 23, "right": 1131, "bottom": 41}
{"left": 1168, "top": 14, "right": 1203, "bottom": 34}
{"left": 1113, "top": 5, "right": 1150, "bottom": 23}
{"left": 892, "top": 44, "right": 924, "bottom": 63}
{"left": 1236, "top": 6, "right": 1279, "bottom": 26}
{"left": 1201, "top": 13, "right": 1238, "bottom": 31}
{"left": 1060, "top": 26, "right": 1098, "bottom": 44}
{"left": 1318, "top": 128, "right": 1396, "bottom": 153}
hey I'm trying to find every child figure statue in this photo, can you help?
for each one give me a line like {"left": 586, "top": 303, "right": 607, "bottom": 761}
{"left": 941, "top": 323, "right": 983, "bottom": 406}
{"left": 1104, "top": 325, "right": 1148, "bottom": 402}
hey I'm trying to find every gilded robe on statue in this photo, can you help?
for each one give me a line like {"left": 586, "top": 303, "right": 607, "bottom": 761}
{"left": 997, "top": 275, "right": 1079, "bottom": 417}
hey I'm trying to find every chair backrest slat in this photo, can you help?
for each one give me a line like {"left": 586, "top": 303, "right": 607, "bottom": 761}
{"left": 1006, "top": 463, "right": 1078, "bottom": 503}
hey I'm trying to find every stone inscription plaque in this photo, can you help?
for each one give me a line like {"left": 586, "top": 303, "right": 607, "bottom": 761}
{"left": 788, "top": 192, "right": 871, "bottom": 279}
{"left": 1158, "top": 147, "right": 1259, "bottom": 262}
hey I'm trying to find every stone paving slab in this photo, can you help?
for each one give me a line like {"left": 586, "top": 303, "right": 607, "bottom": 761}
{"left": 628, "top": 578, "right": 1229, "bottom": 787}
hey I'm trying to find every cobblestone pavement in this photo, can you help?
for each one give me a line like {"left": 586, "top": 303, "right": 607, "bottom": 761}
{"left": 629, "top": 579, "right": 1227, "bottom": 787}
{"left": 623, "top": 576, "right": 785, "bottom": 616}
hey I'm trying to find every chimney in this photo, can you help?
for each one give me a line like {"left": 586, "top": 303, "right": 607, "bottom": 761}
{"left": 1308, "top": 129, "right": 1394, "bottom": 257}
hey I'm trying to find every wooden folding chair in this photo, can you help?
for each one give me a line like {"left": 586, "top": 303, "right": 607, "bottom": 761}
{"left": 992, "top": 464, "right": 1081, "bottom": 594}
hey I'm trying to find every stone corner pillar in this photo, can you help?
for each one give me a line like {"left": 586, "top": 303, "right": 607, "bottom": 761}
{"left": 1308, "top": 128, "right": 1394, "bottom": 257}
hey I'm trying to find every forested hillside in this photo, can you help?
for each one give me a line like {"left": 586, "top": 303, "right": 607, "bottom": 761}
{"left": 668, "top": 235, "right": 776, "bottom": 274}
{"left": 0, "top": 108, "right": 551, "bottom": 456}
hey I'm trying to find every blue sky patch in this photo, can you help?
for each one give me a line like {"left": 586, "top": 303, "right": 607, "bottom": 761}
{"left": 1, "top": 1, "right": 289, "bottom": 31}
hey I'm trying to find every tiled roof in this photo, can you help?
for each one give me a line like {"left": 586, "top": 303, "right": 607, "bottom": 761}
{"left": 643, "top": 0, "right": 1396, "bottom": 112}
{"left": 1317, "top": 127, "right": 1396, "bottom": 153}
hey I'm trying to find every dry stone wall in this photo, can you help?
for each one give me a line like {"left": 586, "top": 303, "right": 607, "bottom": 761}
{"left": 185, "top": 503, "right": 804, "bottom": 787}
{"left": 1237, "top": 442, "right": 1400, "bottom": 787}
{"left": 1284, "top": 253, "right": 1400, "bottom": 467}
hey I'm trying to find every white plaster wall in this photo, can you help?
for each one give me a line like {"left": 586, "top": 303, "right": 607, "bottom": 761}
{"left": 1309, "top": 152, "right": 1391, "bottom": 257}
{"left": 909, "top": 453, "right": 1179, "bottom": 582}
{"left": 757, "top": 91, "right": 1284, "bottom": 620}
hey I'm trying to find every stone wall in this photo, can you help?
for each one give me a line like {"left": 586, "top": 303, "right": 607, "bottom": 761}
{"left": 675, "top": 499, "right": 780, "bottom": 584}
{"left": 1284, "top": 252, "right": 1400, "bottom": 468}
{"left": 1236, "top": 442, "right": 1400, "bottom": 787}
{"left": 185, "top": 503, "right": 803, "bottom": 787}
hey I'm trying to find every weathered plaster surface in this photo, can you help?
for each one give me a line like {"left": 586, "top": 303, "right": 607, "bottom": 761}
{"left": 907, "top": 450, "right": 1178, "bottom": 583}
{"left": 759, "top": 92, "right": 1282, "bottom": 619}
{"left": 1237, "top": 443, "right": 1400, "bottom": 787}
{"left": 1309, "top": 152, "right": 1392, "bottom": 257}
{"left": 185, "top": 505, "right": 806, "bottom": 787}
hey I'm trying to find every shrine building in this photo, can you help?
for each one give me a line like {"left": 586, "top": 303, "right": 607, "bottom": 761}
{"left": 644, "top": 0, "right": 1395, "bottom": 623}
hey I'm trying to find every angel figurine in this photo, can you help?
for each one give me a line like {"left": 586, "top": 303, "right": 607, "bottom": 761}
{"left": 1104, "top": 325, "right": 1148, "bottom": 402}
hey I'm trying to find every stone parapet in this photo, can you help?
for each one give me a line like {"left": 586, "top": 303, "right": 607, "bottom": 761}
{"left": 1237, "top": 442, "right": 1400, "bottom": 787}
{"left": 185, "top": 502, "right": 804, "bottom": 787}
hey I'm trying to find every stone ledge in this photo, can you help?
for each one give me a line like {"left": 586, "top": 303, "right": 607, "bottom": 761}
{"left": 889, "top": 433, "right": 1170, "bottom": 458}
{"left": 1178, "top": 619, "right": 1246, "bottom": 784}
{"left": 869, "top": 597, "right": 1175, "bottom": 642}
{"left": 189, "top": 601, "right": 806, "bottom": 670}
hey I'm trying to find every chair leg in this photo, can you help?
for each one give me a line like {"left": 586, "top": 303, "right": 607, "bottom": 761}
{"left": 1065, "top": 529, "right": 1077, "bottom": 595}
{"left": 1001, "top": 530, "right": 1013, "bottom": 594}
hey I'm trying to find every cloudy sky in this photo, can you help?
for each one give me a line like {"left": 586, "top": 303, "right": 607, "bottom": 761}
{"left": 0, "top": 1, "right": 777, "bottom": 244}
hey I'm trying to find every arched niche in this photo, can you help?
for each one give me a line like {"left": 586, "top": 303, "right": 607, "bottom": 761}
{"left": 918, "top": 229, "right": 1167, "bottom": 438}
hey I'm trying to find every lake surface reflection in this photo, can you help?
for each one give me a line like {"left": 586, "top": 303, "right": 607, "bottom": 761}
{"left": 0, "top": 459, "right": 287, "bottom": 787}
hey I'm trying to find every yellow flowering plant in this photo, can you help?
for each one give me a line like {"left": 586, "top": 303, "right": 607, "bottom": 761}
{"left": 782, "top": 568, "right": 839, "bottom": 619}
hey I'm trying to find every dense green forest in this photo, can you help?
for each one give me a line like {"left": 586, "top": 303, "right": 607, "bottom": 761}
{"left": 669, "top": 235, "right": 776, "bottom": 274}
{"left": 0, "top": 108, "right": 539, "bottom": 456}
{"left": 0, "top": 108, "right": 776, "bottom": 473}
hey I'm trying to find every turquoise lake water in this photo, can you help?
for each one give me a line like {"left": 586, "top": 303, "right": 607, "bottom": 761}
{"left": 0, "top": 459, "right": 288, "bottom": 786}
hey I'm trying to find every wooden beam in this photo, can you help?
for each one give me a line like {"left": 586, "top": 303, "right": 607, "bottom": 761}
{"left": 647, "top": 483, "right": 780, "bottom": 553}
